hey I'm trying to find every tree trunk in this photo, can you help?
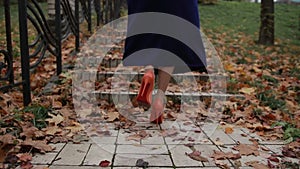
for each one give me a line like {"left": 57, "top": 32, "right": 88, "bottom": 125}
{"left": 258, "top": 0, "right": 274, "bottom": 45}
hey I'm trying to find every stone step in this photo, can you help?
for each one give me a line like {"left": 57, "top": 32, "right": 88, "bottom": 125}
{"left": 97, "top": 70, "right": 227, "bottom": 83}
{"left": 91, "top": 90, "right": 245, "bottom": 105}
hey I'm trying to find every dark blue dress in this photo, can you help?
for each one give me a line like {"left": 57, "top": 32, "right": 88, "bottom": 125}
{"left": 123, "top": 0, "right": 207, "bottom": 73}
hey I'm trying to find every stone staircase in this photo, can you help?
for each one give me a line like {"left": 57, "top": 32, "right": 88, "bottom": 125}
{"left": 72, "top": 24, "right": 245, "bottom": 123}
{"left": 93, "top": 57, "right": 244, "bottom": 105}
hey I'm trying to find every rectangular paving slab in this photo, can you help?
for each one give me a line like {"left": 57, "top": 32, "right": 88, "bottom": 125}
{"left": 114, "top": 154, "right": 173, "bottom": 167}
{"left": 52, "top": 143, "right": 90, "bottom": 165}
{"left": 116, "top": 144, "right": 169, "bottom": 154}
{"left": 83, "top": 144, "right": 115, "bottom": 166}
{"left": 32, "top": 153, "right": 57, "bottom": 165}
{"left": 169, "top": 145, "right": 204, "bottom": 167}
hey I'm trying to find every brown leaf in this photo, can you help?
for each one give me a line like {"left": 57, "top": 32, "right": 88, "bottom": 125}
{"left": 224, "top": 127, "right": 234, "bottom": 134}
{"left": 20, "top": 161, "right": 33, "bottom": 169}
{"left": 245, "top": 161, "right": 269, "bottom": 169}
{"left": 20, "top": 126, "right": 39, "bottom": 139}
{"left": 282, "top": 140, "right": 300, "bottom": 158}
{"left": 186, "top": 150, "right": 209, "bottom": 162}
{"left": 267, "top": 155, "right": 279, "bottom": 163}
{"left": 215, "top": 160, "right": 231, "bottom": 169}
{"left": 0, "top": 134, "right": 17, "bottom": 163}
{"left": 160, "top": 129, "right": 179, "bottom": 137}
{"left": 262, "top": 113, "right": 277, "bottom": 121}
{"left": 52, "top": 101, "right": 62, "bottom": 109}
{"left": 65, "top": 122, "right": 84, "bottom": 133}
{"left": 0, "top": 134, "right": 16, "bottom": 145}
{"left": 211, "top": 150, "right": 241, "bottom": 160}
{"left": 21, "top": 140, "right": 53, "bottom": 153}
{"left": 0, "top": 144, "right": 15, "bottom": 163}
{"left": 233, "top": 144, "right": 259, "bottom": 156}
{"left": 17, "top": 153, "right": 32, "bottom": 162}
{"left": 43, "top": 126, "right": 62, "bottom": 136}
{"left": 126, "top": 131, "right": 148, "bottom": 142}
{"left": 50, "top": 136, "right": 69, "bottom": 143}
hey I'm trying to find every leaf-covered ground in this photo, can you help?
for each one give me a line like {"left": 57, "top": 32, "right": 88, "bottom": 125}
{"left": 0, "top": 1, "right": 299, "bottom": 168}
{"left": 199, "top": 1, "right": 300, "bottom": 142}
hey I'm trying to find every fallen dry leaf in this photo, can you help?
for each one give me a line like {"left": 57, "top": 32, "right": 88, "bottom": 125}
{"left": 232, "top": 144, "right": 259, "bottom": 156}
{"left": 52, "top": 101, "right": 62, "bottom": 109}
{"left": 126, "top": 130, "right": 148, "bottom": 142}
{"left": 239, "top": 87, "right": 256, "bottom": 95}
{"left": 21, "top": 140, "right": 53, "bottom": 153}
{"left": 215, "top": 160, "right": 230, "bottom": 169}
{"left": 160, "top": 129, "right": 179, "bottom": 137}
{"left": 186, "top": 150, "right": 209, "bottom": 162}
{"left": 106, "top": 111, "right": 119, "bottom": 122}
{"left": 211, "top": 150, "right": 241, "bottom": 160}
{"left": 282, "top": 140, "right": 300, "bottom": 158}
{"left": 99, "top": 160, "right": 110, "bottom": 167}
{"left": 245, "top": 161, "right": 269, "bottom": 169}
{"left": 20, "top": 126, "right": 39, "bottom": 139}
{"left": 225, "top": 127, "right": 234, "bottom": 134}
{"left": 43, "top": 126, "right": 62, "bottom": 136}
{"left": 46, "top": 113, "right": 64, "bottom": 126}
{"left": 17, "top": 153, "right": 32, "bottom": 162}
{"left": 20, "top": 161, "right": 33, "bottom": 169}
{"left": 267, "top": 155, "right": 279, "bottom": 163}
{"left": 0, "top": 134, "right": 17, "bottom": 163}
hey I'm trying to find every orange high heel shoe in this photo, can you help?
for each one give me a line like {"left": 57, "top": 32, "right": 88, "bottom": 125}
{"left": 150, "top": 90, "right": 165, "bottom": 124}
{"left": 136, "top": 68, "right": 154, "bottom": 106}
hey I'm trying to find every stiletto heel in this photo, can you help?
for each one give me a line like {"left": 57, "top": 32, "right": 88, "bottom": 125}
{"left": 150, "top": 113, "right": 163, "bottom": 124}
{"left": 136, "top": 69, "right": 154, "bottom": 106}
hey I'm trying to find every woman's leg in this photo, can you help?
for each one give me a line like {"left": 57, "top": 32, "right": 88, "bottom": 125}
{"left": 150, "top": 67, "right": 174, "bottom": 123}
{"left": 157, "top": 67, "right": 174, "bottom": 92}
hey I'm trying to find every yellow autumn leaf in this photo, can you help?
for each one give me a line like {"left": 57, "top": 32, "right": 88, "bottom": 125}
{"left": 239, "top": 87, "right": 256, "bottom": 95}
{"left": 44, "top": 126, "right": 62, "bottom": 135}
{"left": 225, "top": 127, "right": 234, "bottom": 134}
{"left": 224, "top": 63, "right": 236, "bottom": 72}
{"left": 65, "top": 122, "right": 84, "bottom": 133}
{"left": 45, "top": 114, "right": 64, "bottom": 126}
{"left": 106, "top": 111, "right": 119, "bottom": 122}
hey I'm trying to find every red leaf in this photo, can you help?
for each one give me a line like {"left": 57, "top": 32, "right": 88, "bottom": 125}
{"left": 268, "top": 155, "right": 279, "bottom": 163}
{"left": 99, "top": 160, "right": 110, "bottom": 167}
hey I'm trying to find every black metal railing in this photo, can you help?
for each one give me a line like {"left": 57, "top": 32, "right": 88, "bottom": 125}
{"left": 0, "top": 0, "right": 13, "bottom": 90}
{"left": 0, "top": 0, "right": 123, "bottom": 106}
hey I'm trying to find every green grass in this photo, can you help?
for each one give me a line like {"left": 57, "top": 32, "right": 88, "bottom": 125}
{"left": 199, "top": 1, "right": 300, "bottom": 45}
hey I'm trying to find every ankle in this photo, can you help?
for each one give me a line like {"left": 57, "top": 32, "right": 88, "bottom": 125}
{"left": 153, "top": 89, "right": 166, "bottom": 104}
{"left": 145, "top": 65, "right": 154, "bottom": 72}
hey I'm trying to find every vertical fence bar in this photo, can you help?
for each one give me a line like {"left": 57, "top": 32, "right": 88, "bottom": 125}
{"left": 88, "top": 0, "right": 92, "bottom": 32}
{"left": 105, "top": 0, "right": 108, "bottom": 23}
{"left": 95, "top": 0, "right": 100, "bottom": 26}
{"left": 18, "top": 0, "right": 31, "bottom": 106}
{"left": 55, "top": 0, "right": 62, "bottom": 75}
{"left": 75, "top": 0, "right": 79, "bottom": 51}
{"left": 4, "top": 0, "right": 13, "bottom": 84}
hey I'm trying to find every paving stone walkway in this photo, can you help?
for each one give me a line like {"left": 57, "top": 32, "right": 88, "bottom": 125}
{"left": 28, "top": 120, "right": 291, "bottom": 169}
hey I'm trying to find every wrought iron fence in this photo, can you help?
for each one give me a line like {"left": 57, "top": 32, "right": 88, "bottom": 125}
{"left": 0, "top": 0, "right": 123, "bottom": 106}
